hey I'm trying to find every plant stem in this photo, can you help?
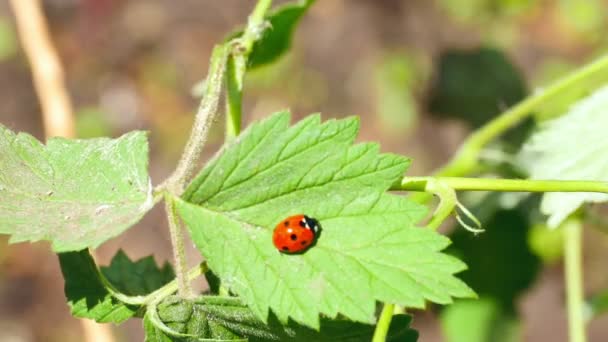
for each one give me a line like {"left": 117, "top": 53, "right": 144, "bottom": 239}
{"left": 225, "top": 0, "right": 273, "bottom": 140}
{"left": 564, "top": 218, "right": 586, "bottom": 342}
{"left": 398, "top": 177, "right": 608, "bottom": 194}
{"left": 165, "top": 45, "right": 229, "bottom": 194}
{"left": 372, "top": 303, "right": 395, "bottom": 342}
{"left": 225, "top": 54, "right": 243, "bottom": 140}
{"left": 145, "top": 263, "right": 208, "bottom": 305}
{"left": 165, "top": 196, "right": 193, "bottom": 298}
{"left": 435, "top": 54, "right": 608, "bottom": 177}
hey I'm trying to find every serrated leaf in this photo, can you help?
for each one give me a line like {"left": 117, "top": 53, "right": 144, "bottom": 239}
{"left": 248, "top": 0, "right": 314, "bottom": 69}
{"left": 519, "top": 85, "right": 608, "bottom": 227}
{"left": 0, "top": 127, "right": 152, "bottom": 252}
{"left": 58, "top": 250, "right": 139, "bottom": 323}
{"left": 144, "top": 296, "right": 418, "bottom": 341}
{"left": 179, "top": 112, "right": 474, "bottom": 328}
{"left": 101, "top": 249, "right": 175, "bottom": 296}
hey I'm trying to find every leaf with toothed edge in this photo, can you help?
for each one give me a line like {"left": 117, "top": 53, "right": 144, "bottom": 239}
{"left": 143, "top": 295, "right": 418, "bottom": 341}
{"left": 178, "top": 111, "right": 475, "bottom": 329}
{"left": 0, "top": 127, "right": 152, "bottom": 252}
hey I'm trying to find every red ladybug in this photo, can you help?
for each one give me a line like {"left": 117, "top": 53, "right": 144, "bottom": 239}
{"left": 273, "top": 214, "right": 320, "bottom": 254}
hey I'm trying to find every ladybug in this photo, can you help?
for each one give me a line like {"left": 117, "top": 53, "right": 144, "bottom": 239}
{"left": 273, "top": 214, "right": 320, "bottom": 254}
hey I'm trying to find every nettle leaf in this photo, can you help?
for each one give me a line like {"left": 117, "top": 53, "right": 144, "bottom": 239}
{"left": 178, "top": 112, "right": 474, "bottom": 328}
{"left": 60, "top": 250, "right": 174, "bottom": 323}
{"left": 0, "top": 127, "right": 152, "bottom": 252}
{"left": 144, "top": 296, "right": 418, "bottom": 341}
{"left": 59, "top": 250, "right": 139, "bottom": 323}
{"left": 519, "top": 85, "right": 608, "bottom": 227}
{"left": 248, "top": 0, "right": 315, "bottom": 69}
{"left": 101, "top": 249, "right": 175, "bottom": 296}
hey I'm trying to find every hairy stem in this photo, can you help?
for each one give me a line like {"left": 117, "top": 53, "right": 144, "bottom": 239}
{"left": 564, "top": 218, "right": 586, "bottom": 342}
{"left": 165, "top": 45, "right": 229, "bottom": 194}
{"left": 373, "top": 303, "right": 395, "bottom": 342}
{"left": 165, "top": 196, "right": 193, "bottom": 298}
{"left": 435, "top": 54, "right": 608, "bottom": 177}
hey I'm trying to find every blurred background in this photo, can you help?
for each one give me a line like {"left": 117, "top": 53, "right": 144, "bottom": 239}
{"left": 1, "top": 0, "right": 608, "bottom": 341}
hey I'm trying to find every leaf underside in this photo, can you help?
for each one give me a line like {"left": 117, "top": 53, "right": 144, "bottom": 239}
{"left": 0, "top": 127, "right": 152, "bottom": 251}
{"left": 178, "top": 111, "right": 474, "bottom": 328}
{"left": 519, "top": 85, "right": 608, "bottom": 227}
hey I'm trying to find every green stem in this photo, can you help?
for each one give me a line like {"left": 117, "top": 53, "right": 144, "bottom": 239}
{"left": 165, "top": 195, "right": 193, "bottom": 298}
{"left": 372, "top": 303, "right": 395, "bottom": 342}
{"left": 564, "top": 218, "right": 586, "bottom": 342}
{"left": 225, "top": 0, "right": 273, "bottom": 140}
{"left": 435, "top": 54, "right": 608, "bottom": 177}
{"left": 225, "top": 54, "right": 243, "bottom": 140}
{"left": 145, "top": 262, "right": 208, "bottom": 305}
{"left": 398, "top": 177, "right": 608, "bottom": 194}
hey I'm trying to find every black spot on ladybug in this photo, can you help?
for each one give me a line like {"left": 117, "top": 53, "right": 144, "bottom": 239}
{"left": 290, "top": 234, "right": 297, "bottom": 241}
{"left": 301, "top": 241, "right": 307, "bottom": 245}
{"left": 299, "top": 220, "right": 306, "bottom": 227}
{"left": 282, "top": 246, "right": 289, "bottom": 251}
{"left": 284, "top": 221, "right": 289, "bottom": 227}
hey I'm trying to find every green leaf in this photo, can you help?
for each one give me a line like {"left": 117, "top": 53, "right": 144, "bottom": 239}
{"left": 144, "top": 296, "right": 418, "bottom": 341}
{"left": 519, "top": 85, "right": 608, "bottom": 227}
{"left": 248, "top": 0, "right": 315, "bottom": 69}
{"left": 101, "top": 249, "right": 175, "bottom": 296}
{"left": 0, "top": 127, "right": 152, "bottom": 252}
{"left": 179, "top": 111, "right": 474, "bottom": 328}
{"left": 441, "top": 298, "right": 520, "bottom": 342}
{"left": 58, "top": 250, "right": 139, "bottom": 323}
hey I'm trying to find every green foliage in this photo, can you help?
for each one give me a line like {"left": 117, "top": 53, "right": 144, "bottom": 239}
{"left": 527, "top": 223, "right": 564, "bottom": 264}
{"left": 441, "top": 298, "right": 519, "bottom": 342}
{"left": 58, "top": 250, "right": 139, "bottom": 323}
{"left": 586, "top": 289, "right": 608, "bottom": 321}
{"left": 429, "top": 47, "right": 527, "bottom": 129}
{"left": 59, "top": 249, "right": 175, "bottom": 323}
{"left": 0, "top": 127, "right": 152, "bottom": 252}
{"left": 248, "top": 0, "right": 315, "bottom": 69}
{"left": 144, "top": 296, "right": 418, "bottom": 341}
{"left": 178, "top": 112, "right": 474, "bottom": 328}
{"left": 519, "top": 85, "right": 608, "bottom": 227}
{"left": 101, "top": 250, "right": 175, "bottom": 296}
{"left": 448, "top": 205, "right": 540, "bottom": 311}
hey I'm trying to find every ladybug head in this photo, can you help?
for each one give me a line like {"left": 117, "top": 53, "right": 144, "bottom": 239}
{"left": 303, "top": 215, "right": 320, "bottom": 235}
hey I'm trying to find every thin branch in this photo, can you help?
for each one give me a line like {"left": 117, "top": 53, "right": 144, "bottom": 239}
{"left": 372, "top": 303, "right": 395, "bottom": 342}
{"left": 398, "top": 177, "right": 608, "bottom": 194}
{"left": 10, "top": 0, "right": 75, "bottom": 138}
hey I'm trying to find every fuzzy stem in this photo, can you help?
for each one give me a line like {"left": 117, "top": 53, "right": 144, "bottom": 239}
{"left": 564, "top": 218, "right": 586, "bottom": 342}
{"left": 164, "top": 45, "right": 229, "bottom": 194}
{"left": 373, "top": 303, "right": 395, "bottom": 342}
{"left": 165, "top": 196, "right": 193, "bottom": 298}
